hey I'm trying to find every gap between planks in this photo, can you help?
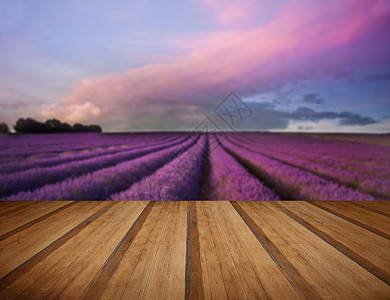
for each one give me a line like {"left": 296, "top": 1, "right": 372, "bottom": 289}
{"left": 0, "top": 201, "right": 389, "bottom": 300}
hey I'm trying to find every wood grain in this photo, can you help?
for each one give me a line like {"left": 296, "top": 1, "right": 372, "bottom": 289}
{"left": 350, "top": 201, "right": 390, "bottom": 218}
{"left": 0, "top": 201, "right": 389, "bottom": 299}
{"left": 82, "top": 201, "right": 155, "bottom": 300}
{"left": 273, "top": 201, "right": 390, "bottom": 285}
{"left": 353, "top": 201, "right": 390, "bottom": 216}
{"left": 199, "top": 201, "right": 302, "bottom": 299}
{"left": 100, "top": 201, "right": 172, "bottom": 299}
{"left": 239, "top": 201, "right": 390, "bottom": 299}
{"left": 143, "top": 201, "right": 187, "bottom": 300}
{"left": 185, "top": 201, "right": 204, "bottom": 300}
{"left": 2, "top": 202, "right": 146, "bottom": 300}
{"left": 0, "top": 202, "right": 76, "bottom": 241}
{"left": 231, "top": 201, "right": 320, "bottom": 299}
{"left": 0, "top": 202, "right": 113, "bottom": 291}
{"left": 0, "top": 202, "right": 43, "bottom": 218}
{"left": 309, "top": 201, "right": 390, "bottom": 239}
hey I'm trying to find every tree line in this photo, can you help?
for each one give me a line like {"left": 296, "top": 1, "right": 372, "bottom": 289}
{"left": 0, "top": 118, "right": 102, "bottom": 134}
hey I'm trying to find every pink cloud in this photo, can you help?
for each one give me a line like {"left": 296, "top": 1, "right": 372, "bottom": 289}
{"left": 58, "top": 0, "right": 389, "bottom": 130}
{"left": 41, "top": 102, "right": 101, "bottom": 124}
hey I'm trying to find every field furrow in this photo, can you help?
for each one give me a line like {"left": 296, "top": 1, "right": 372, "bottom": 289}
{"left": 111, "top": 135, "right": 207, "bottom": 200}
{"left": 219, "top": 135, "right": 377, "bottom": 200}
{"left": 0, "top": 133, "right": 175, "bottom": 162}
{"left": 0, "top": 136, "right": 188, "bottom": 198}
{"left": 0, "top": 134, "right": 180, "bottom": 174}
{"left": 0, "top": 132, "right": 388, "bottom": 201}
{"left": 205, "top": 135, "right": 280, "bottom": 200}
{"left": 3, "top": 136, "right": 199, "bottom": 200}
{"left": 230, "top": 136, "right": 390, "bottom": 199}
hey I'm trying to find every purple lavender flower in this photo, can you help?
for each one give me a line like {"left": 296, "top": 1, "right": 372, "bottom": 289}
{"left": 111, "top": 135, "right": 207, "bottom": 200}
{"left": 206, "top": 135, "right": 280, "bottom": 200}
{"left": 219, "top": 135, "right": 377, "bottom": 200}
{"left": 0, "top": 135, "right": 188, "bottom": 198}
{"left": 3, "top": 135, "right": 198, "bottom": 200}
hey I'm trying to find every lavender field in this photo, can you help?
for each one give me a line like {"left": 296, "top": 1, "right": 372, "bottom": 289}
{"left": 0, "top": 132, "right": 389, "bottom": 201}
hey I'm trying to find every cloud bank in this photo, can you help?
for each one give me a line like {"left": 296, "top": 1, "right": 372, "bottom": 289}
{"left": 41, "top": 0, "right": 390, "bottom": 131}
{"left": 241, "top": 102, "right": 378, "bottom": 131}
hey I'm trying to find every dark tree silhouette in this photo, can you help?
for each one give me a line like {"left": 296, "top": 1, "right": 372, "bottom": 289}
{"left": 13, "top": 118, "right": 102, "bottom": 134}
{"left": 72, "top": 123, "right": 102, "bottom": 133}
{"left": 0, "top": 122, "right": 10, "bottom": 134}
{"left": 45, "top": 119, "right": 72, "bottom": 133}
{"left": 14, "top": 118, "right": 47, "bottom": 133}
{"left": 73, "top": 123, "right": 87, "bottom": 132}
{"left": 87, "top": 125, "right": 102, "bottom": 133}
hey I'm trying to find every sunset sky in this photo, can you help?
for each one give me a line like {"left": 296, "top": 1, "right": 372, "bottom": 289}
{"left": 1, "top": 0, "right": 390, "bottom": 132}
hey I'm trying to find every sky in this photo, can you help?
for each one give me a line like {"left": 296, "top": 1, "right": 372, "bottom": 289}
{"left": 1, "top": 0, "right": 390, "bottom": 132}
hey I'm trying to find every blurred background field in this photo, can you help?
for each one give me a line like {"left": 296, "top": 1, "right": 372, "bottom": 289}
{"left": 1, "top": 132, "right": 389, "bottom": 201}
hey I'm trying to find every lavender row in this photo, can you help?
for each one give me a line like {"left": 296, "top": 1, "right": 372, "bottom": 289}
{"left": 219, "top": 135, "right": 376, "bottom": 200}
{"left": 260, "top": 134, "right": 390, "bottom": 177}
{"left": 0, "top": 132, "right": 174, "bottom": 160}
{"left": 0, "top": 137, "right": 177, "bottom": 168}
{"left": 206, "top": 136, "right": 280, "bottom": 200}
{"left": 2, "top": 136, "right": 199, "bottom": 200}
{"left": 0, "top": 134, "right": 181, "bottom": 174}
{"left": 237, "top": 133, "right": 390, "bottom": 171}
{"left": 0, "top": 133, "right": 125, "bottom": 158}
{"left": 0, "top": 135, "right": 188, "bottom": 197}
{"left": 230, "top": 136, "right": 390, "bottom": 199}
{"left": 0, "top": 132, "right": 102, "bottom": 149}
{"left": 238, "top": 135, "right": 390, "bottom": 197}
{"left": 111, "top": 135, "right": 207, "bottom": 200}
{"left": 0, "top": 144, "right": 132, "bottom": 173}
{"left": 0, "top": 132, "right": 159, "bottom": 150}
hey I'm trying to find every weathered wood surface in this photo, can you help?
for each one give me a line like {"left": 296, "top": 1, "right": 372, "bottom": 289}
{"left": 0, "top": 201, "right": 389, "bottom": 299}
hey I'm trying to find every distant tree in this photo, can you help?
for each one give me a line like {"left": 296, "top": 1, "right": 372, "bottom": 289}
{"left": 13, "top": 117, "right": 102, "bottom": 134}
{"left": 14, "top": 118, "right": 47, "bottom": 133}
{"left": 73, "top": 123, "right": 102, "bottom": 133}
{"left": 87, "top": 125, "right": 102, "bottom": 133}
{"left": 0, "top": 122, "right": 10, "bottom": 134}
{"left": 45, "top": 119, "right": 72, "bottom": 133}
{"left": 72, "top": 123, "right": 87, "bottom": 132}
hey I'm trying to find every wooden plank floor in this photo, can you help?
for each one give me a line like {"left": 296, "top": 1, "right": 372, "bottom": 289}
{"left": 0, "top": 201, "right": 389, "bottom": 299}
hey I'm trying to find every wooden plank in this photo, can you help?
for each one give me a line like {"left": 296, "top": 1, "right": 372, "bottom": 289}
{"left": 197, "top": 201, "right": 235, "bottom": 299}
{"left": 98, "top": 201, "right": 170, "bottom": 299}
{"left": 200, "top": 201, "right": 302, "bottom": 299}
{"left": 185, "top": 201, "right": 204, "bottom": 300}
{"left": 0, "top": 201, "right": 107, "bottom": 281}
{"left": 214, "top": 202, "right": 303, "bottom": 300}
{"left": 82, "top": 201, "right": 155, "bottom": 300}
{"left": 0, "top": 202, "right": 76, "bottom": 240}
{"left": 0, "top": 202, "right": 42, "bottom": 217}
{"left": 0, "top": 202, "right": 72, "bottom": 232}
{"left": 0, "top": 201, "right": 125, "bottom": 298}
{"left": 10, "top": 201, "right": 147, "bottom": 299}
{"left": 0, "top": 203, "right": 145, "bottom": 298}
{"left": 352, "top": 201, "right": 390, "bottom": 215}
{"left": 117, "top": 201, "right": 182, "bottom": 300}
{"left": 239, "top": 201, "right": 390, "bottom": 299}
{"left": 142, "top": 201, "right": 187, "bottom": 300}
{"left": 274, "top": 201, "right": 390, "bottom": 285}
{"left": 309, "top": 201, "right": 390, "bottom": 239}
{"left": 351, "top": 201, "right": 390, "bottom": 218}
{"left": 57, "top": 202, "right": 148, "bottom": 299}
{"left": 207, "top": 201, "right": 268, "bottom": 299}
{"left": 161, "top": 202, "right": 187, "bottom": 300}
{"left": 0, "top": 201, "right": 388, "bottom": 299}
{"left": 231, "top": 201, "right": 319, "bottom": 300}
{"left": 0, "top": 201, "right": 112, "bottom": 291}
